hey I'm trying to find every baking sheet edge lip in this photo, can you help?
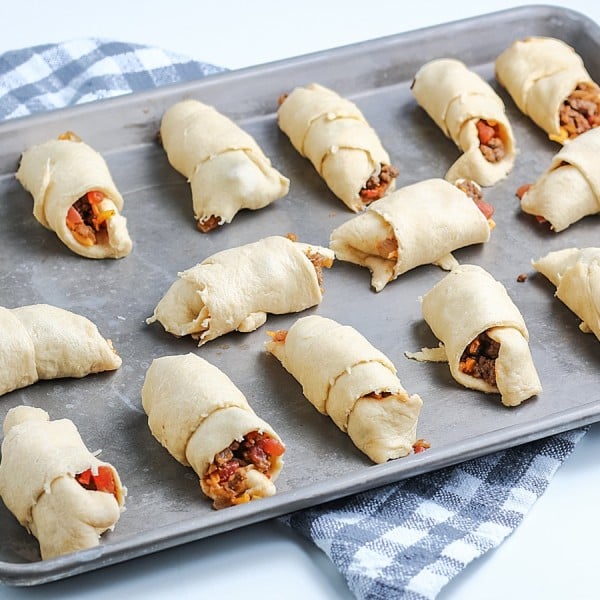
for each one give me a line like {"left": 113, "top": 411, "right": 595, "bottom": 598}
{"left": 1, "top": 2, "right": 599, "bottom": 586}
{"left": 1, "top": 400, "right": 598, "bottom": 586}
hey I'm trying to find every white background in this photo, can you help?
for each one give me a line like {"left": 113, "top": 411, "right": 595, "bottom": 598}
{"left": 1, "top": 2, "right": 599, "bottom": 598}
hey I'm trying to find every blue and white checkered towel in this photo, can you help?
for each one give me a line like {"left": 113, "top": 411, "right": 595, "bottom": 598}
{"left": 0, "top": 39, "right": 587, "bottom": 600}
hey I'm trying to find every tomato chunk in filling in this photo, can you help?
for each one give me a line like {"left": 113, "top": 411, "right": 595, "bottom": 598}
{"left": 66, "top": 191, "right": 114, "bottom": 246}
{"left": 476, "top": 119, "right": 506, "bottom": 163}
{"left": 359, "top": 164, "right": 399, "bottom": 204}
{"left": 75, "top": 465, "right": 118, "bottom": 499}
{"left": 202, "top": 431, "right": 285, "bottom": 509}
{"left": 459, "top": 330, "right": 500, "bottom": 386}
{"left": 454, "top": 178, "right": 495, "bottom": 221}
{"left": 559, "top": 82, "right": 600, "bottom": 139}
{"left": 515, "top": 183, "right": 548, "bottom": 224}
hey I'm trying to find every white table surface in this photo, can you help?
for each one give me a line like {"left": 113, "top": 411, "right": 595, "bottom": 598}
{"left": 1, "top": 2, "right": 599, "bottom": 598}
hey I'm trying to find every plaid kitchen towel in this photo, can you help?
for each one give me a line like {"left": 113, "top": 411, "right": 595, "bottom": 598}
{"left": 0, "top": 38, "right": 587, "bottom": 600}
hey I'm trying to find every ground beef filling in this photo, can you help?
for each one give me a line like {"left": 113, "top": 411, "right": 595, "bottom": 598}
{"left": 360, "top": 164, "right": 399, "bottom": 204}
{"left": 454, "top": 178, "right": 495, "bottom": 221}
{"left": 373, "top": 178, "right": 493, "bottom": 261}
{"left": 455, "top": 178, "right": 483, "bottom": 204}
{"left": 197, "top": 215, "right": 220, "bottom": 233}
{"left": 459, "top": 330, "right": 500, "bottom": 387}
{"left": 307, "top": 251, "right": 333, "bottom": 290}
{"left": 376, "top": 236, "right": 398, "bottom": 260}
{"left": 476, "top": 119, "right": 506, "bottom": 163}
{"left": 66, "top": 191, "right": 113, "bottom": 247}
{"left": 559, "top": 82, "right": 600, "bottom": 139}
{"left": 366, "top": 391, "right": 393, "bottom": 400}
{"left": 202, "top": 431, "right": 283, "bottom": 509}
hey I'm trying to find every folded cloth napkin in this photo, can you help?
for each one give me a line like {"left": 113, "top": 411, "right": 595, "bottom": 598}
{"left": 0, "top": 38, "right": 587, "bottom": 600}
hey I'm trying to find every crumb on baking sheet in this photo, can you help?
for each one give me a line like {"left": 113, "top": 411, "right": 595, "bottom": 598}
{"left": 517, "top": 273, "right": 528, "bottom": 282}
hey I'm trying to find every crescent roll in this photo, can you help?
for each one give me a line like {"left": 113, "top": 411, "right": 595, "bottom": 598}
{"left": 277, "top": 83, "right": 398, "bottom": 212}
{"left": 0, "top": 303, "right": 121, "bottom": 397}
{"left": 411, "top": 58, "right": 516, "bottom": 186}
{"left": 16, "top": 131, "right": 132, "bottom": 259}
{"left": 142, "top": 353, "right": 285, "bottom": 509}
{"left": 329, "top": 178, "right": 493, "bottom": 291}
{"left": 0, "top": 406, "right": 126, "bottom": 560}
{"left": 147, "top": 235, "right": 334, "bottom": 346}
{"left": 160, "top": 99, "right": 289, "bottom": 232}
{"left": 533, "top": 247, "right": 600, "bottom": 340}
{"left": 495, "top": 36, "right": 600, "bottom": 143}
{"left": 406, "top": 264, "right": 542, "bottom": 407}
{"left": 266, "top": 315, "right": 423, "bottom": 463}
{"left": 517, "top": 127, "right": 600, "bottom": 231}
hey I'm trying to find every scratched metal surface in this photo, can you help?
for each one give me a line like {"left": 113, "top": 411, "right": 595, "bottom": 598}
{"left": 0, "top": 4, "right": 598, "bottom": 586}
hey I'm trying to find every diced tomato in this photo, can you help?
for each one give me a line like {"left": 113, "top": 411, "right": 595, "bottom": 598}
{"left": 76, "top": 465, "right": 116, "bottom": 496}
{"left": 76, "top": 469, "right": 92, "bottom": 486}
{"left": 475, "top": 199, "right": 494, "bottom": 220}
{"left": 258, "top": 437, "right": 285, "bottom": 457}
{"left": 66, "top": 206, "right": 83, "bottom": 226}
{"left": 87, "top": 191, "right": 105, "bottom": 205}
{"left": 515, "top": 184, "right": 532, "bottom": 200}
{"left": 477, "top": 120, "right": 497, "bottom": 145}
{"left": 413, "top": 439, "right": 431, "bottom": 454}
{"left": 360, "top": 188, "right": 382, "bottom": 202}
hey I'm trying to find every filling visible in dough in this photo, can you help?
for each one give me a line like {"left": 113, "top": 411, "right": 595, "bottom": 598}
{"left": 453, "top": 178, "right": 495, "bottom": 222}
{"left": 75, "top": 466, "right": 118, "bottom": 499}
{"left": 307, "top": 250, "right": 334, "bottom": 290}
{"left": 352, "top": 178, "right": 495, "bottom": 266}
{"left": 277, "top": 94, "right": 398, "bottom": 206}
{"left": 515, "top": 174, "right": 558, "bottom": 226}
{"left": 197, "top": 214, "right": 221, "bottom": 233}
{"left": 267, "top": 329, "right": 288, "bottom": 343}
{"left": 56, "top": 130, "right": 116, "bottom": 248}
{"left": 476, "top": 119, "right": 506, "bottom": 163}
{"left": 556, "top": 82, "right": 600, "bottom": 142}
{"left": 201, "top": 431, "right": 285, "bottom": 509}
{"left": 459, "top": 330, "right": 500, "bottom": 386}
{"left": 66, "top": 191, "right": 115, "bottom": 247}
{"left": 359, "top": 163, "right": 400, "bottom": 205}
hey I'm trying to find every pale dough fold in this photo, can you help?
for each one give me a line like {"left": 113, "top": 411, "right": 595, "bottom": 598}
{"left": 141, "top": 353, "right": 284, "bottom": 508}
{"left": 266, "top": 315, "right": 423, "bottom": 463}
{"left": 412, "top": 58, "right": 516, "bottom": 185}
{"left": 147, "top": 235, "right": 334, "bottom": 346}
{"left": 329, "top": 178, "right": 491, "bottom": 291}
{"left": 533, "top": 247, "right": 600, "bottom": 340}
{"left": 277, "top": 83, "right": 396, "bottom": 212}
{"left": 160, "top": 99, "right": 289, "bottom": 230}
{"left": 0, "top": 406, "right": 126, "bottom": 560}
{"left": 495, "top": 36, "right": 596, "bottom": 142}
{"left": 406, "top": 264, "right": 541, "bottom": 406}
{"left": 519, "top": 127, "right": 600, "bottom": 231}
{"left": 0, "top": 304, "right": 121, "bottom": 397}
{"left": 16, "top": 135, "right": 132, "bottom": 258}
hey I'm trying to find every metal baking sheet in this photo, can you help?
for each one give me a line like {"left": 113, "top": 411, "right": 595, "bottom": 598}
{"left": 0, "top": 4, "right": 599, "bottom": 586}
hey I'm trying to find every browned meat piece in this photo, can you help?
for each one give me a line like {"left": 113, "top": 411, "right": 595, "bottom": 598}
{"left": 559, "top": 82, "right": 600, "bottom": 138}
{"left": 459, "top": 330, "right": 500, "bottom": 386}
{"left": 359, "top": 163, "right": 399, "bottom": 204}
